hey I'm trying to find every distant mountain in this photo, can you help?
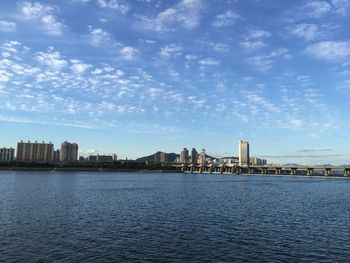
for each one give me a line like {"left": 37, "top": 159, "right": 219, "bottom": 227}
{"left": 137, "top": 151, "right": 178, "bottom": 162}
{"left": 284, "top": 163, "right": 301, "bottom": 166}
{"left": 166, "top": 153, "right": 178, "bottom": 162}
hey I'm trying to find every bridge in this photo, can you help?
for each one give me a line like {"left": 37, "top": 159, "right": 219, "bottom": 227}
{"left": 177, "top": 165, "right": 350, "bottom": 177}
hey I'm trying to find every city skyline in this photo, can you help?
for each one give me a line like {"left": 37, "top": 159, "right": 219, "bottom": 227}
{"left": 1, "top": 0, "right": 350, "bottom": 164}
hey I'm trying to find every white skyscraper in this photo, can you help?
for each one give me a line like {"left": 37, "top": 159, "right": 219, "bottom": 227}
{"left": 238, "top": 140, "right": 249, "bottom": 166}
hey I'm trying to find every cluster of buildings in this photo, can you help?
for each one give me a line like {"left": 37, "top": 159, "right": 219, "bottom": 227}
{"left": 0, "top": 140, "right": 118, "bottom": 164}
{"left": 177, "top": 148, "right": 210, "bottom": 165}
{"left": 1, "top": 140, "right": 79, "bottom": 163}
{"left": 177, "top": 140, "right": 267, "bottom": 167}
{"left": 80, "top": 154, "right": 118, "bottom": 162}
{"left": 0, "top": 139, "right": 266, "bottom": 166}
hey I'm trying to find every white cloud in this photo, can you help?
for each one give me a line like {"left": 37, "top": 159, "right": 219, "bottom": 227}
{"left": 20, "top": 1, "right": 54, "bottom": 18}
{"left": 306, "top": 1, "right": 332, "bottom": 17}
{"left": 291, "top": 23, "right": 318, "bottom": 41}
{"left": 240, "top": 40, "right": 266, "bottom": 52}
{"left": 338, "top": 79, "right": 350, "bottom": 90}
{"left": 120, "top": 46, "right": 139, "bottom": 60}
{"left": 73, "top": 0, "right": 92, "bottom": 3}
{"left": 159, "top": 44, "right": 183, "bottom": 58}
{"left": 247, "top": 48, "right": 291, "bottom": 71}
{"left": 35, "top": 49, "right": 67, "bottom": 71}
{"left": 289, "top": 119, "right": 303, "bottom": 127}
{"left": 212, "top": 43, "right": 229, "bottom": 52}
{"left": 70, "top": 60, "right": 91, "bottom": 74}
{"left": 19, "top": 1, "right": 64, "bottom": 36}
{"left": 88, "top": 26, "right": 116, "bottom": 47}
{"left": 306, "top": 41, "right": 350, "bottom": 61}
{"left": 185, "top": 54, "right": 198, "bottom": 60}
{"left": 97, "top": 0, "right": 130, "bottom": 13}
{"left": 241, "top": 29, "right": 271, "bottom": 52}
{"left": 331, "top": 0, "right": 350, "bottom": 15}
{"left": 212, "top": 10, "right": 241, "bottom": 27}
{"left": 135, "top": 0, "right": 203, "bottom": 32}
{"left": 248, "top": 29, "right": 271, "bottom": 39}
{"left": 41, "top": 15, "right": 64, "bottom": 36}
{"left": 0, "top": 69, "right": 13, "bottom": 82}
{"left": 0, "top": 21, "right": 16, "bottom": 32}
{"left": 198, "top": 58, "right": 220, "bottom": 66}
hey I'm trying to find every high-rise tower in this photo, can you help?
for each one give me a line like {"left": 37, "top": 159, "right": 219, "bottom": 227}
{"left": 238, "top": 140, "right": 249, "bottom": 166}
{"left": 60, "top": 141, "right": 78, "bottom": 162}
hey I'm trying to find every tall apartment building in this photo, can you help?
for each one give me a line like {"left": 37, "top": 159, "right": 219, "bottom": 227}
{"left": 0, "top": 147, "right": 15, "bottom": 163}
{"left": 191, "top": 148, "right": 198, "bottom": 165}
{"left": 60, "top": 141, "right": 78, "bottom": 162}
{"left": 53, "top": 150, "right": 61, "bottom": 162}
{"left": 238, "top": 140, "right": 249, "bottom": 166}
{"left": 16, "top": 140, "right": 54, "bottom": 163}
{"left": 198, "top": 149, "right": 206, "bottom": 165}
{"left": 180, "top": 148, "right": 189, "bottom": 164}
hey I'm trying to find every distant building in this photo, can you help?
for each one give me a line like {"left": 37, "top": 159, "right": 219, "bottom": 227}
{"left": 250, "top": 157, "right": 267, "bottom": 166}
{"left": 16, "top": 140, "right": 54, "bottom": 163}
{"left": 0, "top": 147, "right": 15, "bottom": 163}
{"left": 154, "top": 151, "right": 167, "bottom": 163}
{"left": 87, "top": 154, "right": 117, "bottom": 162}
{"left": 191, "top": 148, "right": 198, "bottom": 165}
{"left": 60, "top": 141, "right": 78, "bottom": 162}
{"left": 221, "top": 157, "right": 239, "bottom": 166}
{"left": 53, "top": 150, "right": 60, "bottom": 162}
{"left": 239, "top": 140, "right": 249, "bottom": 166}
{"left": 198, "top": 149, "right": 206, "bottom": 166}
{"left": 87, "top": 155, "right": 98, "bottom": 162}
{"left": 159, "top": 152, "right": 167, "bottom": 163}
{"left": 180, "top": 148, "right": 189, "bottom": 164}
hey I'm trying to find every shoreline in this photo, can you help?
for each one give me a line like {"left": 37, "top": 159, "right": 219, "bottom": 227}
{"left": 0, "top": 167, "right": 349, "bottom": 178}
{"left": 0, "top": 166, "right": 181, "bottom": 173}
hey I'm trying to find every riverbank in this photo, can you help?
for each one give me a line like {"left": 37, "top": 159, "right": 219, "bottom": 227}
{"left": 0, "top": 162, "right": 181, "bottom": 173}
{"left": 0, "top": 166, "right": 180, "bottom": 173}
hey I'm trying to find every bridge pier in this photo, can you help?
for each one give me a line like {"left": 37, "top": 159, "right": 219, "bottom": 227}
{"left": 290, "top": 168, "right": 297, "bottom": 175}
{"left": 275, "top": 167, "right": 282, "bottom": 175}
{"left": 344, "top": 168, "right": 350, "bottom": 177}
{"left": 324, "top": 168, "right": 332, "bottom": 176}
{"left": 307, "top": 168, "right": 314, "bottom": 176}
{"left": 261, "top": 167, "right": 268, "bottom": 175}
{"left": 248, "top": 167, "right": 255, "bottom": 174}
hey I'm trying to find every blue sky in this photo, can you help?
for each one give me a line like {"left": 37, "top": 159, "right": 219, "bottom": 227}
{"left": 1, "top": 0, "right": 350, "bottom": 164}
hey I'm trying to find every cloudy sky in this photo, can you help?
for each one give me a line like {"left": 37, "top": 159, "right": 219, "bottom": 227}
{"left": 0, "top": 0, "right": 350, "bottom": 164}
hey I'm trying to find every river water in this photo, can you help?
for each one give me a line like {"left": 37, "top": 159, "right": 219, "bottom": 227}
{"left": 0, "top": 171, "right": 350, "bottom": 262}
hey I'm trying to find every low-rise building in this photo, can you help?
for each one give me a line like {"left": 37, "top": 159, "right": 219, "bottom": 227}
{"left": 87, "top": 154, "right": 117, "bottom": 162}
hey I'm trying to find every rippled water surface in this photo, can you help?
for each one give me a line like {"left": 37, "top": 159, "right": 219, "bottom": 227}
{"left": 1, "top": 171, "right": 350, "bottom": 262}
